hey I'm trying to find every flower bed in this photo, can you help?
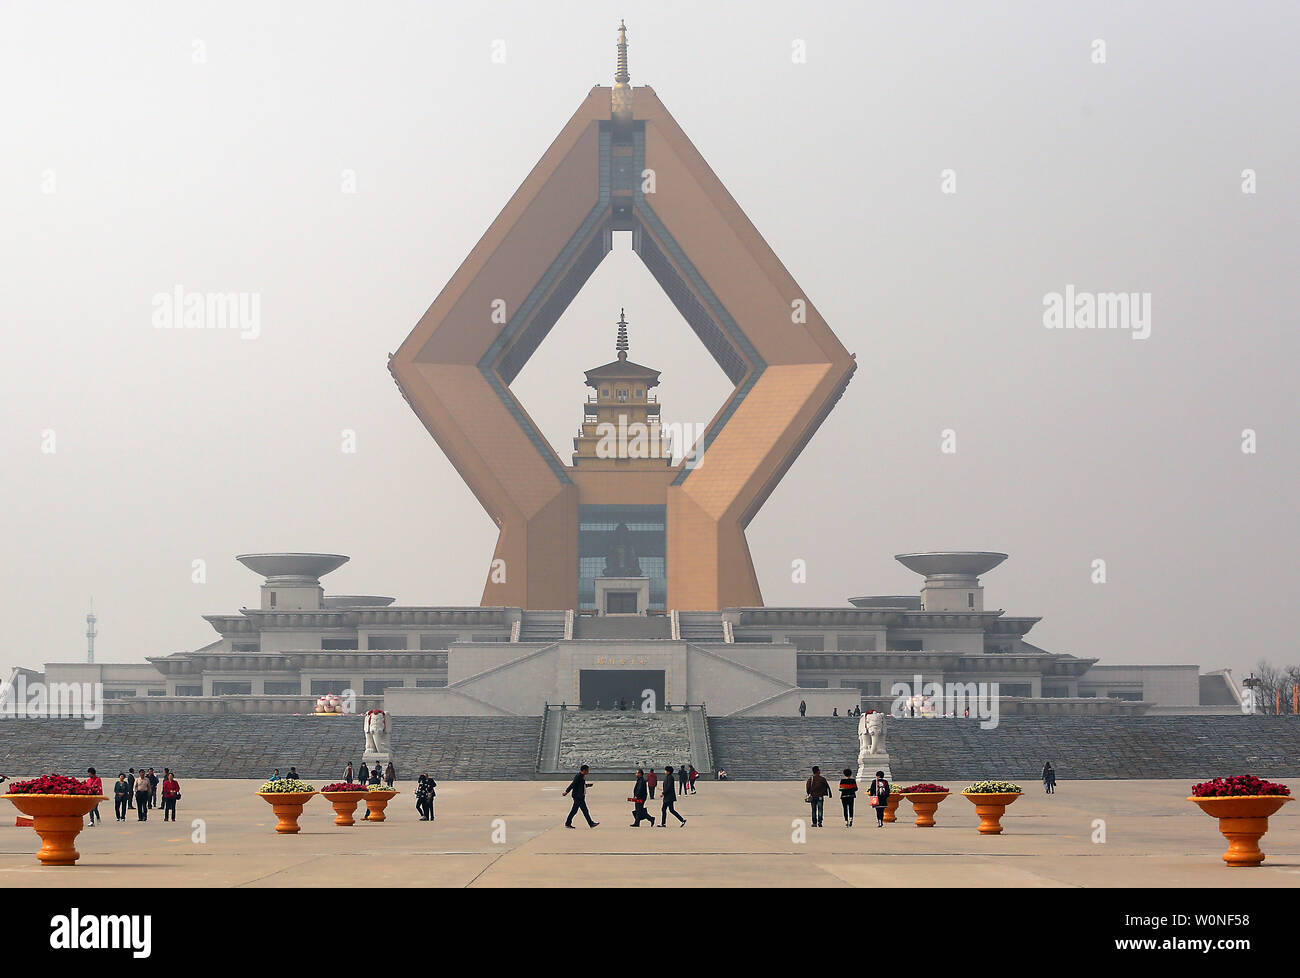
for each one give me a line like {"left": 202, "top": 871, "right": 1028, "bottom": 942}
{"left": 1191, "top": 775, "right": 1290, "bottom": 798}
{"left": 7, "top": 775, "right": 101, "bottom": 795}
{"left": 900, "top": 783, "right": 948, "bottom": 794}
{"left": 321, "top": 782, "right": 368, "bottom": 792}
{"left": 259, "top": 779, "right": 315, "bottom": 793}
{"left": 964, "top": 780, "right": 1022, "bottom": 794}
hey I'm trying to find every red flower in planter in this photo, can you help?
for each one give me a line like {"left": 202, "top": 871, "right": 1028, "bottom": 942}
{"left": 7, "top": 774, "right": 99, "bottom": 795}
{"left": 900, "top": 783, "right": 949, "bottom": 793}
{"left": 1191, "top": 775, "right": 1290, "bottom": 797}
{"left": 321, "top": 783, "right": 369, "bottom": 792}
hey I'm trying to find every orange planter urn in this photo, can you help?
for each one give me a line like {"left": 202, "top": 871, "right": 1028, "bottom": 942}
{"left": 321, "top": 790, "right": 369, "bottom": 826}
{"left": 4, "top": 794, "right": 105, "bottom": 865}
{"left": 906, "top": 791, "right": 950, "bottom": 827}
{"left": 962, "top": 791, "right": 1021, "bottom": 834}
{"left": 1188, "top": 795, "right": 1293, "bottom": 866}
{"left": 257, "top": 791, "right": 317, "bottom": 833}
{"left": 882, "top": 793, "right": 904, "bottom": 823}
{"left": 364, "top": 789, "right": 398, "bottom": 822}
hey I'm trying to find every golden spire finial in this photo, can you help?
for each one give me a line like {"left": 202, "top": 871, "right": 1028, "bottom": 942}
{"left": 612, "top": 20, "right": 633, "bottom": 126}
{"left": 615, "top": 20, "right": 630, "bottom": 85}
{"left": 616, "top": 308, "right": 629, "bottom": 360}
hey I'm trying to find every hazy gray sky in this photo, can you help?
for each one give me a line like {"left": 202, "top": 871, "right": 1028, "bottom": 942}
{"left": 3, "top": 1, "right": 1296, "bottom": 676}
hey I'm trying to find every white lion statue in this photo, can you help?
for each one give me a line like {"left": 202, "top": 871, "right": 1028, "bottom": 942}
{"left": 363, "top": 709, "right": 392, "bottom": 756}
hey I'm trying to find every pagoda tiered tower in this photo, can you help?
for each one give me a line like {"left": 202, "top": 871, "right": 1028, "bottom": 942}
{"left": 572, "top": 310, "right": 672, "bottom": 468}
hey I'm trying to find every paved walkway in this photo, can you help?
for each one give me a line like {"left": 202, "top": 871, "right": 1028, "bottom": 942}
{"left": 1, "top": 779, "right": 1296, "bottom": 887}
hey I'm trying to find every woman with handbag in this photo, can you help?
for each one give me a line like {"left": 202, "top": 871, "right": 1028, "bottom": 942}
{"left": 868, "top": 770, "right": 890, "bottom": 827}
{"left": 161, "top": 772, "right": 181, "bottom": 822}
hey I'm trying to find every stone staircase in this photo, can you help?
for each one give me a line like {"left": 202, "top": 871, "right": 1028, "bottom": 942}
{"left": 708, "top": 717, "right": 860, "bottom": 780}
{"left": 3, "top": 714, "right": 1297, "bottom": 783}
{"left": 518, "top": 610, "right": 567, "bottom": 643}
{"left": 677, "top": 611, "right": 726, "bottom": 643}
{"left": 0, "top": 715, "right": 541, "bottom": 781}
{"left": 709, "top": 715, "right": 1300, "bottom": 782}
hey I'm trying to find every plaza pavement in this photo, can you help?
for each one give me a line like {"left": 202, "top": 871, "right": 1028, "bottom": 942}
{"left": 0, "top": 779, "right": 1296, "bottom": 888}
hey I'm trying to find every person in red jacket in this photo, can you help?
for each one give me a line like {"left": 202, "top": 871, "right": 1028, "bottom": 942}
{"left": 646, "top": 768, "right": 658, "bottom": 800}
{"left": 85, "top": 767, "right": 103, "bottom": 825}
{"left": 688, "top": 765, "right": 698, "bottom": 794}
{"left": 161, "top": 772, "right": 181, "bottom": 822}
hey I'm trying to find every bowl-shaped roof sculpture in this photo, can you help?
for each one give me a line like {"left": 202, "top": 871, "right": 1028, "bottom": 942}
{"left": 894, "top": 552, "right": 1008, "bottom": 582}
{"left": 236, "top": 553, "right": 350, "bottom": 585}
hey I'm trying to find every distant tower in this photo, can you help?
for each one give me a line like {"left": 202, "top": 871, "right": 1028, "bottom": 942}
{"left": 85, "top": 601, "right": 97, "bottom": 664}
{"left": 573, "top": 309, "right": 671, "bottom": 468}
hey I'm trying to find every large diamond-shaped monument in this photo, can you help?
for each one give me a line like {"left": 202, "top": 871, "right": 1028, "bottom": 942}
{"left": 389, "top": 23, "right": 856, "bottom": 610}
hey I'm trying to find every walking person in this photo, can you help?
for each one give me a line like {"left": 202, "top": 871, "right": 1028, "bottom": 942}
{"left": 629, "top": 769, "right": 655, "bottom": 827}
{"left": 358, "top": 762, "right": 370, "bottom": 786}
{"left": 113, "top": 773, "right": 130, "bottom": 821}
{"left": 1042, "top": 761, "right": 1056, "bottom": 795}
{"left": 867, "top": 770, "right": 890, "bottom": 827}
{"left": 838, "top": 768, "right": 858, "bottom": 827}
{"left": 344, "top": 762, "right": 354, "bottom": 784}
{"left": 85, "top": 768, "right": 102, "bottom": 825}
{"left": 126, "top": 768, "right": 136, "bottom": 810}
{"left": 688, "top": 765, "right": 698, "bottom": 794}
{"left": 385, "top": 761, "right": 396, "bottom": 787}
{"left": 133, "top": 769, "right": 151, "bottom": 821}
{"left": 161, "top": 771, "right": 180, "bottom": 822}
{"left": 805, "top": 766, "right": 831, "bottom": 827}
{"left": 424, "top": 774, "right": 437, "bottom": 820}
{"left": 362, "top": 764, "right": 383, "bottom": 819}
{"left": 678, "top": 763, "right": 689, "bottom": 796}
{"left": 147, "top": 768, "right": 159, "bottom": 809}
{"left": 562, "top": 765, "right": 599, "bottom": 828}
{"left": 646, "top": 768, "right": 658, "bottom": 800}
{"left": 659, "top": 765, "right": 686, "bottom": 827}
{"left": 415, "top": 774, "right": 431, "bottom": 820}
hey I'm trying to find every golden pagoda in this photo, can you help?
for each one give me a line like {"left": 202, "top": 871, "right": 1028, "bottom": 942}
{"left": 572, "top": 309, "right": 672, "bottom": 468}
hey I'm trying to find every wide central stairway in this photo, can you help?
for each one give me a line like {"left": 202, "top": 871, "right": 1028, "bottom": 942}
{"left": 538, "top": 708, "right": 712, "bottom": 775}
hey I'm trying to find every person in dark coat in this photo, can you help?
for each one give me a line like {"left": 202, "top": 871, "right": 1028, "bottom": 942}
{"left": 629, "top": 769, "right": 655, "bottom": 827}
{"left": 113, "top": 773, "right": 131, "bottom": 821}
{"left": 1042, "top": 761, "right": 1057, "bottom": 794}
{"left": 659, "top": 765, "right": 686, "bottom": 827}
{"left": 867, "top": 770, "right": 890, "bottom": 827}
{"left": 344, "top": 762, "right": 354, "bottom": 783}
{"left": 839, "top": 768, "right": 858, "bottom": 827}
{"left": 416, "top": 774, "right": 436, "bottom": 820}
{"left": 358, "top": 762, "right": 370, "bottom": 786}
{"left": 563, "top": 765, "right": 598, "bottom": 828}
{"left": 805, "top": 766, "right": 831, "bottom": 827}
{"left": 385, "top": 762, "right": 396, "bottom": 787}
